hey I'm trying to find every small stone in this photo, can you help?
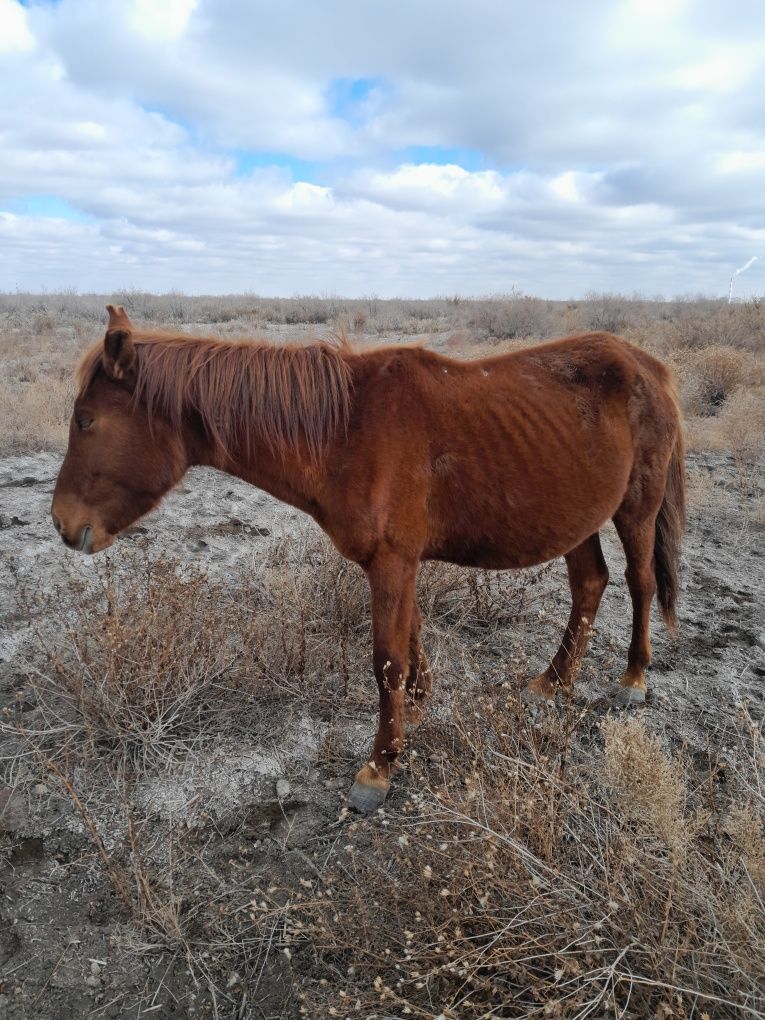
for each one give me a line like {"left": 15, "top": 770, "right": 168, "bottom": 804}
{"left": 90, "top": 962, "right": 101, "bottom": 976}
{"left": 276, "top": 779, "right": 291, "bottom": 800}
{"left": 85, "top": 975, "right": 100, "bottom": 988}
{"left": 33, "top": 783, "right": 48, "bottom": 796}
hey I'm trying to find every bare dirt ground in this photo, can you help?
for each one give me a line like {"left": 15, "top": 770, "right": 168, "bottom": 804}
{"left": 1, "top": 297, "right": 764, "bottom": 1018}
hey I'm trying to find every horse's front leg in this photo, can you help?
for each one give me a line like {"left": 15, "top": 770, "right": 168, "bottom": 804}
{"left": 348, "top": 550, "right": 418, "bottom": 814}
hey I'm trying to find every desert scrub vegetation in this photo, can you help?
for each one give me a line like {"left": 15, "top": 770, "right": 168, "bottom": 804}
{"left": 6, "top": 530, "right": 557, "bottom": 777}
{"left": 1, "top": 290, "right": 764, "bottom": 465}
{"left": 2, "top": 531, "right": 560, "bottom": 1012}
{"left": 3, "top": 525, "right": 764, "bottom": 1016}
{"left": 273, "top": 705, "right": 765, "bottom": 1019}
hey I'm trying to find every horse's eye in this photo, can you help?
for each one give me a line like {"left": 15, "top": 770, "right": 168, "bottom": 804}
{"left": 76, "top": 415, "right": 94, "bottom": 431}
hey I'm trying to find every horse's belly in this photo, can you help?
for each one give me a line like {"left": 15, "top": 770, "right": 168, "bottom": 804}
{"left": 425, "top": 519, "right": 602, "bottom": 570}
{"left": 425, "top": 457, "right": 629, "bottom": 568}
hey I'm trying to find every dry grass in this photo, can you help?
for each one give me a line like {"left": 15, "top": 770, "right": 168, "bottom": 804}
{"left": 271, "top": 703, "right": 765, "bottom": 1019}
{"left": 7, "top": 532, "right": 554, "bottom": 773}
{"left": 9, "top": 549, "right": 268, "bottom": 770}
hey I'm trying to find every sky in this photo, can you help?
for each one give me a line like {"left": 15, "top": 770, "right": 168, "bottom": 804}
{"left": 1, "top": 0, "right": 765, "bottom": 299}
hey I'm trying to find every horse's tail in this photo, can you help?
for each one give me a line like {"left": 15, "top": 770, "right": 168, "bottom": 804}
{"left": 655, "top": 381, "right": 685, "bottom": 635}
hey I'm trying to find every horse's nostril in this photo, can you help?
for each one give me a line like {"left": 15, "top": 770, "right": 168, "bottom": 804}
{"left": 53, "top": 514, "right": 62, "bottom": 534}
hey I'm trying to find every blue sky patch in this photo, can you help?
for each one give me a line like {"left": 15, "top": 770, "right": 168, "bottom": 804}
{"left": 5, "top": 195, "right": 91, "bottom": 221}
{"left": 328, "top": 76, "right": 388, "bottom": 126}
{"left": 393, "top": 146, "right": 489, "bottom": 171}
{"left": 234, "top": 151, "right": 320, "bottom": 181}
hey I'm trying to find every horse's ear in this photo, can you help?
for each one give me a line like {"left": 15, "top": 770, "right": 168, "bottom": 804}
{"left": 103, "top": 325, "right": 136, "bottom": 384}
{"left": 105, "top": 303, "right": 133, "bottom": 331}
{"left": 103, "top": 305, "right": 136, "bottom": 382}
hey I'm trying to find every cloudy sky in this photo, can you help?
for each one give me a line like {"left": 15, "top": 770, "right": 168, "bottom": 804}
{"left": 1, "top": 0, "right": 765, "bottom": 298}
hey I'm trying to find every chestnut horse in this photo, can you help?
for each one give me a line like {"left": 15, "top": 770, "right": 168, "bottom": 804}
{"left": 52, "top": 306, "right": 685, "bottom": 812}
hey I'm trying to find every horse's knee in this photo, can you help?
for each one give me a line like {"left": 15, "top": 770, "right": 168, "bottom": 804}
{"left": 373, "top": 650, "right": 406, "bottom": 690}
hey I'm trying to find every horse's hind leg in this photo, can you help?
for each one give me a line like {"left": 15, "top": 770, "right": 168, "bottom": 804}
{"left": 611, "top": 507, "right": 658, "bottom": 708}
{"left": 525, "top": 533, "right": 609, "bottom": 701}
{"left": 404, "top": 600, "right": 432, "bottom": 727}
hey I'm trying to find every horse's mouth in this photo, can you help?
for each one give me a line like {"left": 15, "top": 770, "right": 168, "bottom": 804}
{"left": 61, "top": 524, "right": 113, "bottom": 554}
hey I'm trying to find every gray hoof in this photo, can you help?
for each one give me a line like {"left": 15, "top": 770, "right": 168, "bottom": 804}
{"left": 347, "top": 781, "right": 388, "bottom": 814}
{"left": 612, "top": 685, "right": 646, "bottom": 709}
{"left": 522, "top": 686, "right": 556, "bottom": 713}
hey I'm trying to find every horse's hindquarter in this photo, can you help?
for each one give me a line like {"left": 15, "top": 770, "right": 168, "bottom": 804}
{"left": 421, "top": 338, "right": 638, "bottom": 569}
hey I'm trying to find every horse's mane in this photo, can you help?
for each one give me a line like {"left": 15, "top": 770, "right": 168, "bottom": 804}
{"left": 77, "top": 331, "right": 353, "bottom": 461}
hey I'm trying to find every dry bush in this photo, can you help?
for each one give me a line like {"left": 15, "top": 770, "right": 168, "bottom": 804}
{"left": 712, "top": 387, "right": 765, "bottom": 463}
{"left": 576, "top": 291, "right": 630, "bottom": 334}
{"left": 600, "top": 716, "right": 705, "bottom": 854}
{"left": 265, "top": 702, "right": 765, "bottom": 1019}
{"left": 0, "top": 374, "right": 73, "bottom": 453}
{"left": 11, "top": 549, "right": 268, "bottom": 769}
{"left": 678, "top": 345, "right": 765, "bottom": 418}
{"left": 657, "top": 300, "right": 765, "bottom": 353}
{"left": 468, "top": 293, "right": 554, "bottom": 341}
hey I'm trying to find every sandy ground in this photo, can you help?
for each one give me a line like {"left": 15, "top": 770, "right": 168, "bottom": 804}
{"left": 1, "top": 447, "right": 764, "bottom": 1016}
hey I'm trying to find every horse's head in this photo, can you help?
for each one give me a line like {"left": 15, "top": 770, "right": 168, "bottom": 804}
{"left": 51, "top": 306, "right": 188, "bottom": 554}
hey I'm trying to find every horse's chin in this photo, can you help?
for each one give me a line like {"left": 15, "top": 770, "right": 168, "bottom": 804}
{"left": 86, "top": 530, "right": 116, "bottom": 555}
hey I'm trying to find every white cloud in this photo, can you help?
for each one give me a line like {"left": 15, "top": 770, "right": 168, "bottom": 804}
{"left": 0, "top": 0, "right": 34, "bottom": 53}
{"left": 130, "top": 0, "right": 197, "bottom": 40}
{"left": 1, "top": 0, "right": 765, "bottom": 296}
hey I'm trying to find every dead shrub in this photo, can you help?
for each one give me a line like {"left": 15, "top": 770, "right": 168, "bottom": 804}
{"left": 13, "top": 548, "right": 266, "bottom": 769}
{"left": 0, "top": 375, "right": 73, "bottom": 453}
{"left": 713, "top": 387, "right": 765, "bottom": 462}
{"left": 262, "top": 704, "right": 765, "bottom": 1019}
{"left": 469, "top": 294, "right": 554, "bottom": 340}
{"left": 679, "top": 345, "right": 763, "bottom": 417}
{"left": 577, "top": 291, "right": 629, "bottom": 334}
{"left": 659, "top": 300, "right": 765, "bottom": 353}
{"left": 601, "top": 715, "right": 705, "bottom": 854}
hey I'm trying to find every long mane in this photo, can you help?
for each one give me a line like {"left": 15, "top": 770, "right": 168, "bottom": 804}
{"left": 77, "top": 331, "right": 353, "bottom": 461}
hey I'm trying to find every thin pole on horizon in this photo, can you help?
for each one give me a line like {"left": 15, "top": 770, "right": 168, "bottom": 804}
{"left": 728, "top": 256, "right": 761, "bottom": 303}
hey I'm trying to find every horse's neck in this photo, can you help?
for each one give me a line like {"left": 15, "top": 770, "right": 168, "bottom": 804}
{"left": 186, "top": 421, "right": 321, "bottom": 517}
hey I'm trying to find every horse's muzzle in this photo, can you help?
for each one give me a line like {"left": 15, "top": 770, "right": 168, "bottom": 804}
{"left": 57, "top": 522, "right": 93, "bottom": 554}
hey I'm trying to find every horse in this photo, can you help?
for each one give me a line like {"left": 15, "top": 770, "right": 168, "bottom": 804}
{"left": 52, "top": 305, "right": 685, "bottom": 813}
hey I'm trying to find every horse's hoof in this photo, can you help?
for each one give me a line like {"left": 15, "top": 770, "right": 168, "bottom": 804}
{"left": 612, "top": 685, "right": 646, "bottom": 709}
{"left": 522, "top": 676, "right": 556, "bottom": 706}
{"left": 347, "top": 781, "right": 388, "bottom": 814}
